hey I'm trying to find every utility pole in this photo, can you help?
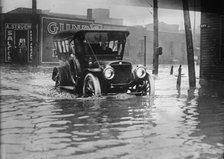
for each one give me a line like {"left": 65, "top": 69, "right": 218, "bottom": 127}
{"left": 152, "top": 0, "right": 159, "bottom": 75}
{"left": 32, "top": 0, "right": 38, "bottom": 66}
{"left": 182, "top": 0, "right": 196, "bottom": 88}
{"left": 144, "top": 36, "right": 147, "bottom": 67}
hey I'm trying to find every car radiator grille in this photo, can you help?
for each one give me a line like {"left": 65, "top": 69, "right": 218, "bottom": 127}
{"left": 110, "top": 63, "right": 132, "bottom": 85}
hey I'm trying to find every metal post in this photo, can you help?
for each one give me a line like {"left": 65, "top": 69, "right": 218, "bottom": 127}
{"left": 144, "top": 36, "right": 147, "bottom": 67}
{"left": 32, "top": 0, "right": 38, "bottom": 66}
{"left": 152, "top": 0, "right": 159, "bottom": 75}
{"left": 182, "top": 0, "right": 196, "bottom": 88}
{"left": 176, "top": 65, "right": 182, "bottom": 90}
{"left": 170, "top": 65, "right": 173, "bottom": 75}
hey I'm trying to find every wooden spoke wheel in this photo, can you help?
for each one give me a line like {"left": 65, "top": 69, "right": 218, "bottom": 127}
{"left": 133, "top": 74, "right": 152, "bottom": 96}
{"left": 83, "top": 73, "right": 101, "bottom": 97}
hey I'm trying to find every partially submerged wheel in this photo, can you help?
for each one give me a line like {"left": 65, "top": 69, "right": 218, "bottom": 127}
{"left": 132, "top": 74, "right": 153, "bottom": 96}
{"left": 83, "top": 73, "right": 101, "bottom": 97}
{"left": 52, "top": 67, "right": 58, "bottom": 81}
{"left": 52, "top": 67, "right": 60, "bottom": 87}
{"left": 52, "top": 66, "right": 73, "bottom": 87}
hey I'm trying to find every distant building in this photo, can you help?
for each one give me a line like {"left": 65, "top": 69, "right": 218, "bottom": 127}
{"left": 145, "top": 22, "right": 179, "bottom": 33}
{"left": 127, "top": 26, "right": 185, "bottom": 65}
{"left": 87, "top": 8, "right": 123, "bottom": 25}
{"left": 127, "top": 23, "right": 200, "bottom": 65}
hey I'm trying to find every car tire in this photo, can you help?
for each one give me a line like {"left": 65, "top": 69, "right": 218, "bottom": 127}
{"left": 52, "top": 67, "right": 58, "bottom": 81}
{"left": 83, "top": 73, "right": 101, "bottom": 97}
{"left": 142, "top": 74, "right": 151, "bottom": 96}
{"left": 52, "top": 67, "right": 60, "bottom": 87}
{"left": 133, "top": 73, "right": 152, "bottom": 96}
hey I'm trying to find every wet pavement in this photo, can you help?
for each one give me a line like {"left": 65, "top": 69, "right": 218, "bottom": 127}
{"left": 0, "top": 64, "right": 224, "bottom": 159}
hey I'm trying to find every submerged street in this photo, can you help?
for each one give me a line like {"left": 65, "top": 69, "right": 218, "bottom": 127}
{"left": 0, "top": 64, "right": 224, "bottom": 159}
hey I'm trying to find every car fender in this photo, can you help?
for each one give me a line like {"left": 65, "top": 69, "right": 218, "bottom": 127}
{"left": 81, "top": 68, "right": 103, "bottom": 82}
{"left": 86, "top": 68, "right": 102, "bottom": 73}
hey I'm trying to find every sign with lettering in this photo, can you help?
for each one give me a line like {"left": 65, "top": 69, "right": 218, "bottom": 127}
{"left": 41, "top": 17, "right": 103, "bottom": 63}
{"left": 5, "top": 29, "right": 13, "bottom": 62}
{"left": 29, "top": 30, "right": 33, "bottom": 61}
{"left": 47, "top": 22, "right": 102, "bottom": 35}
{"left": 6, "top": 23, "right": 32, "bottom": 30}
{"left": 5, "top": 23, "right": 32, "bottom": 63}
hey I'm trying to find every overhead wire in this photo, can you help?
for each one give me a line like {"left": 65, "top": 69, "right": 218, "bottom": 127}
{"left": 144, "top": 0, "right": 153, "bottom": 15}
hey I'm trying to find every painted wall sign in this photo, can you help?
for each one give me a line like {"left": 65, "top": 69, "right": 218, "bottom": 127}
{"left": 6, "top": 23, "right": 32, "bottom": 30}
{"left": 29, "top": 30, "right": 33, "bottom": 61}
{"left": 41, "top": 17, "right": 103, "bottom": 63}
{"left": 47, "top": 22, "right": 102, "bottom": 35}
{"left": 5, "top": 29, "right": 13, "bottom": 62}
{"left": 5, "top": 23, "right": 32, "bottom": 63}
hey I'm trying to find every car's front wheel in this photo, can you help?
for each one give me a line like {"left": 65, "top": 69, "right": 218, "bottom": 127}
{"left": 83, "top": 73, "right": 101, "bottom": 97}
{"left": 132, "top": 74, "right": 153, "bottom": 96}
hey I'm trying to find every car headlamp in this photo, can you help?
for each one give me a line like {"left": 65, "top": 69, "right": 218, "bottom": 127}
{"left": 104, "top": 66, "right": 115, "bottom": 80}
{"left": 135, "top": 65, "right": 146, "bottom": 79}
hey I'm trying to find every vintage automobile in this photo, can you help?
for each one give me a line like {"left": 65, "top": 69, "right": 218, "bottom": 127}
{"left": 51, "top": 29, "right": 154, "bottom": 97}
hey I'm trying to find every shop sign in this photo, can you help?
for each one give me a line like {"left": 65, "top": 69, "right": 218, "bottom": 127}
{"left": 6, "top": 23, "right": 32, "bottom": 30}
{"left": 47, "top": 22, "right": 102, "bottom": 35}
{"left": 5, "top": 29, "right": 13, "bottom": 62}
{"left": 5, "top": 23, "right": 32, "bottom": 63}
{"left": 29, "top": 30, "right": 33, "bottom": 61}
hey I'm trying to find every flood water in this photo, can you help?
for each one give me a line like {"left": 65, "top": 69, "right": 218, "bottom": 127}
{"left": 0, "top": 64, "right": 224, "bottom": 159}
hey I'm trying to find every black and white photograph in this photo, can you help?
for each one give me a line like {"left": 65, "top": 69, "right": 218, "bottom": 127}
{"left": 0, "top": 0, "right": 224, "bottom": 158}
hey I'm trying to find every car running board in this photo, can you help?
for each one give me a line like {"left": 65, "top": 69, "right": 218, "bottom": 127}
{"left": 59, "top": 86, "right": 76, "bottom": 90}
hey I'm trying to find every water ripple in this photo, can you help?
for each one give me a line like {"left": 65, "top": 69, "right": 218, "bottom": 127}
{"left": 1, "top": 65, "right": 224, "bottom": 159}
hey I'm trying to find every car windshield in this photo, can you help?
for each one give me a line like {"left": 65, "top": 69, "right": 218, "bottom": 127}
{"left": 83, "top": 32, "right": 126, "bottom": 56}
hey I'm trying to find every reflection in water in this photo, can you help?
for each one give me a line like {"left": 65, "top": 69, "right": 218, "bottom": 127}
{"left": 197, "top": 90, "right": 224, "bottom": 146}
{"left": 1, "top": 65, "right": 224, "bottom": 159}
{"left": 51, "top": 97, "right": 156, "bottom": 159}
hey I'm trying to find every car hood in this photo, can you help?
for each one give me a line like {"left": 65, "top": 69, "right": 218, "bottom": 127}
{"left": 98, "top": 60, "right": 132, "bottom": 68}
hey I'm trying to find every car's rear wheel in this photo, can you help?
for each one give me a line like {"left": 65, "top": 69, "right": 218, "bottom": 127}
{"left": 52, "top": 67, "right": 60, "bottom": 87}
{"left": 83, "top": 73, "right": 101, "bottom": 97}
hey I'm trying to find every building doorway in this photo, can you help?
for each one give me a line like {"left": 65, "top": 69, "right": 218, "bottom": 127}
{"left": 5, "top": 23, "right": 32, "bottom": 64}
{"left": 15, "top": 30, "right": 28, "bottom": 64}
